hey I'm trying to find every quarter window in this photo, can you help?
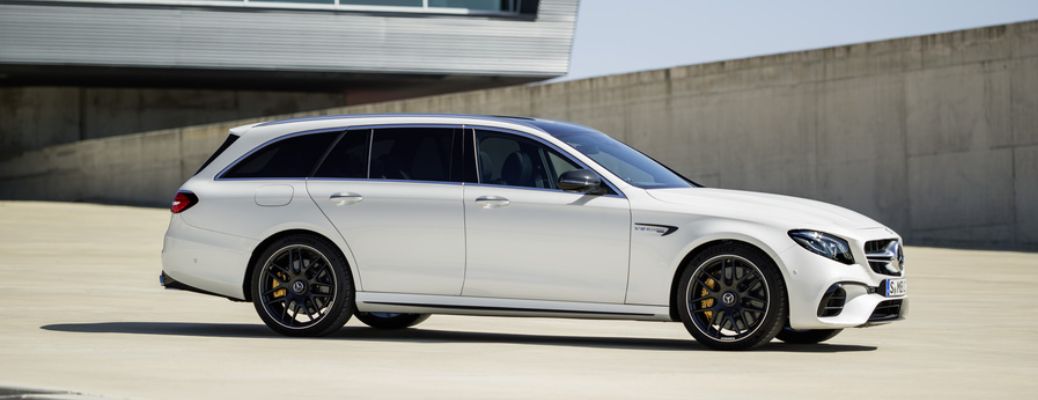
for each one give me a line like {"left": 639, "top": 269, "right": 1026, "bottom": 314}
{"left": 313, "top": 130, "right": 370, "bottom": 179}
{"left": 195, "top": 134, "right": 239, "bottom": 175}
{"left": 475, "top": 130, "right": 582, "bottom": 190}
{"left": 222, "top": 132, "right": 337, "bottom": 179}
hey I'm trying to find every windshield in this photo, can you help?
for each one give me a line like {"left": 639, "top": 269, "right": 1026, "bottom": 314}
{"left": 532, "top": 121, "right": 695, "bottom": 189}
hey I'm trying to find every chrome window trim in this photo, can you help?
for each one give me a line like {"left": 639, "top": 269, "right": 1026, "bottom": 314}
{"left": 305, "top": 177, "right": 462, "bottom": 186}
{"left": 213, "top": 121, "right": 625, "bottom": 199}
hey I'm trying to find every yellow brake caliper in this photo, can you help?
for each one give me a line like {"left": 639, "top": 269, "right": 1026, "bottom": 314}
{"left": 272, "top": 272, "right": 287, "bottom": 299}
{"left": 702, "top": 278, "right": 716, "bottom": 322}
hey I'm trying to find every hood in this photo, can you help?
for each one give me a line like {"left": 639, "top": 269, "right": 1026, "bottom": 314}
{"left": 647, "top": 188, "right": 884, "bottom": 231}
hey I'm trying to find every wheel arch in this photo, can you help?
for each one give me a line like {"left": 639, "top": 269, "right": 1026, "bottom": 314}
{"left": 667, "top": 238, "right": 788, "bottom": 321}
{"left": 242, "top": 229, "right": 350, "bottom": 302}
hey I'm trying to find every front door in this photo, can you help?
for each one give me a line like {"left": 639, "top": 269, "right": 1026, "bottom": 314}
{"left": 307, "top": 126, "right": 469, "bottom": 295}
{"left": 462, "top": 128, "right": 631, "bottom": 303}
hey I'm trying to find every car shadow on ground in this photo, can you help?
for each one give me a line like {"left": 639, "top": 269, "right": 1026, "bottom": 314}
{"left": 41, "top": 322, "right": 877, "bottom": 353}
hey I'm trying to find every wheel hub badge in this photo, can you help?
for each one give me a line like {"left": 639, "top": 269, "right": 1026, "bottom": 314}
{"left": 722, "top": 292, "right": 737, "bottom": 306}
{"left": 291, "top": 280, "right": 306, "bottom": 294}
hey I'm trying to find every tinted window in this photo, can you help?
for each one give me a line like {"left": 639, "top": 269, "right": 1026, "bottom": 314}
{"left": 314, "top": 130, "right": 370, "bottom": 178}
{"left": 369, "top": 128, "right": 461, "bottom": 182}
{"left": 475, "top": 130, "right": 582, "bottom": 190}
{"left": 195, "top": 134, "right": 239, "bottom": 175}
{"left": 223, "top": 133, "right": 337, "bottom": 178}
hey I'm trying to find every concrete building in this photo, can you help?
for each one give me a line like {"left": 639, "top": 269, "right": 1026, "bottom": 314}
{"left": 2, "top": 18, "right": 1036, "bottom": 250}
{"left": 0, "top": 0, "right": 580, "bottom": 157}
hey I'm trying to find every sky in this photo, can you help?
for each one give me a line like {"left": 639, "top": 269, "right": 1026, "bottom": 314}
{"left": 559, "top": 0, "right": 1038, "bottom": 81}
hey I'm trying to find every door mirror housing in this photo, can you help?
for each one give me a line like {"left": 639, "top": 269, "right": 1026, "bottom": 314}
{"left": 557, "top": 169, "right": 604, "bottom": 194}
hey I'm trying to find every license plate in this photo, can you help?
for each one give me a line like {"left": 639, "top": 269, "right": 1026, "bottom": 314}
{"left": 884, "top": 278, "right": 907, "bottom": 297}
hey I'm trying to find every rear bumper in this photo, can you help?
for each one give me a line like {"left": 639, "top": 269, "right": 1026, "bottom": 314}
{"left": 159, "top": 271, "right": 242, "bottom": 301}
{"left": 161, "top": 215, "right": 254, "bottom": 300}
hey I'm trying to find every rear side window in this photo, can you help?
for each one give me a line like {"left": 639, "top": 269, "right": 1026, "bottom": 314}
{"left": 223, "top": 133, "right": 338, "bottom": 179}
{"left": 369, "top": 128, "right": 461, "bottom": 182}
{"left": 195, "top": 134, "right": 239, "bottom": 175}
{"left": 314, "top": 130, "right": 370, "bottom": 179}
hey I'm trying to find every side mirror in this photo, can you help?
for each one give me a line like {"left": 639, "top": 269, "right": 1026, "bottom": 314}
{"left": 558, "top": 169, "right": 604, "bottom": 194}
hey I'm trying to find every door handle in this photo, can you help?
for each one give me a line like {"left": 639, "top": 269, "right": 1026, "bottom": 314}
{"left": 475, "top": 195, "right": 510, "bottom": 208}
{"left": 329, "top": 192, "right": 363, "bottom": 206}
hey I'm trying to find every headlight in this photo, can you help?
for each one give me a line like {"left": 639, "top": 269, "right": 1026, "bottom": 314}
{"left": 788, "top": 230, "right": 854, "bottom": 264}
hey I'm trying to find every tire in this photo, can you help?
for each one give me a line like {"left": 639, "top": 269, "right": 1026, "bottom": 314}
{"left": 250, "top": 234, "right": 354, "bottom": 337}
{"left": 355, "top": 312, "right": 430, "bottom": 329}
{"left": 776, "top": 327, "right": 842, "bottom": 344}
{"left": 676, "top": 243, "right": 787, "bottom": 350}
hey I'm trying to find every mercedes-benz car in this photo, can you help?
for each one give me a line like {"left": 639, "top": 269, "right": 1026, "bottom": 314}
{"left": 161, "top": 114, "right": 907, "bottom": 350}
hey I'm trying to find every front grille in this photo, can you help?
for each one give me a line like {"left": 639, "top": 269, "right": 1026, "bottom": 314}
{"left": 816, "top": 285, "right": 847, "bottom": 317}
{"left": 868, "top": 299, "right": 903, "bottom": 322}
{"left": 865, "top": 239, "right": 904, "bottom": 276}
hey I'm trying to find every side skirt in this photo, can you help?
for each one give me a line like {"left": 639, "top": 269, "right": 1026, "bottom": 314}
{"left": 356, "top": 292, "right": 672, "bottom": 321}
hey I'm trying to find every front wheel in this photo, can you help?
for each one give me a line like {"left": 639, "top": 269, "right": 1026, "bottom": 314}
{"left": 776, "top": 327, "right": 842, "bottom": 344}
{"left": 676, "top": 243, "right": 787, "bottom": 350}
{"left": 356, "top": 312, "right": 430, "bottom": 329}
{"left": 251, "top": 234, "right": 355, "bottom": 337}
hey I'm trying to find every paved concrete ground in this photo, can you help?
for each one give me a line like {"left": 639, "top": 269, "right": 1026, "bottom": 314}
{"left": 0, "top": 201, "right": 1036, "bottom": 399}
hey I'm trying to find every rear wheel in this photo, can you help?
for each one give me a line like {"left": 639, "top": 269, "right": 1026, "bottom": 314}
{"left": 676, "top": 243, "right": 787, "bottom": 350}
{"left": 356, "top": 312, "right": 430, "bottom": 329}
{"left": 776, "top": 327, "right": 842, "bottom": 344}
{"left": 251, "top": 234, "right": 354, "bottom": 337}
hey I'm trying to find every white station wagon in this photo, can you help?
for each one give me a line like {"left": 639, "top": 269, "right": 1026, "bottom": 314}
{"left": 161, "top": 114, "right": 907, "bottom": 350}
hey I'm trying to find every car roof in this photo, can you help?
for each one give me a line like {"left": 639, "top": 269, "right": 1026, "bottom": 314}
{"left": 230, "top": 113, "right": 602, "bottom": 151}
{"left": 250, "top": 113, "right": 543, "bottom": 129}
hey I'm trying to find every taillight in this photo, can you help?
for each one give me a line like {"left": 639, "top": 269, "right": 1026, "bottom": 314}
{"left": 171, "top": 191, "right": 198, "bottom": 214}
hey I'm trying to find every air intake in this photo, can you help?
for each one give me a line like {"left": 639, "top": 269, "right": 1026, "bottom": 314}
{"left": 816, "top": 285, "right": 847, "bottom": 317}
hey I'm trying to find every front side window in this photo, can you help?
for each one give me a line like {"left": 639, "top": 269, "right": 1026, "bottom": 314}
{"left": 369, "top": 127, "right": 464, "bottom": 182}
{"left": 222, "top": 132, "right": 337, "bottom": 179}
{"left": 475, "top": 130, "right": 583, "bottom": 190}
{"left": 532, "top": 121, "right": 694, "bottom": 189}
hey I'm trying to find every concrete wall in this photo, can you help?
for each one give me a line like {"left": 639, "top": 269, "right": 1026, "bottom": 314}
{"left": 2, "top": 21, "right": 1037, "bottom": 249}
{"left": 0, "top": 87, "right": 348, "bottom": 158}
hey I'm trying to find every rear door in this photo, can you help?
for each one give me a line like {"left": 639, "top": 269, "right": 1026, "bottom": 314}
{"left": 307, "top": 126, "right": 471, "bottom": 295}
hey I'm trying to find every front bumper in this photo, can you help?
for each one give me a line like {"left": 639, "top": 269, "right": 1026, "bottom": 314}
{"left": 778, "top": 236, "right": 908, "bottom": 330}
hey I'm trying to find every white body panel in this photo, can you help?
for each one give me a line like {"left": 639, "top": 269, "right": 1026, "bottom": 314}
{"left": 161, "top": 114, "right": 908, "bottom": 331}
{"left": 306, "top": 180, "right": 466, "bottom": 295}
{"left": 462, "top": 184, "right": 630, "bottom": 303}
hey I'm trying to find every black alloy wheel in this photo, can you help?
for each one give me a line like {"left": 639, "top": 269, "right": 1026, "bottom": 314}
{"left": 252, "top": 235, "right": 354, "bottom": 336}
{"left": 677, "top": 243, "right": 787, "bottom": 350}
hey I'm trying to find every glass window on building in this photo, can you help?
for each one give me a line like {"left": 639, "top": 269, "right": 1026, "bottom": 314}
{"left": 429, "top": 0, "right": 519, "bottom": 12}
{"left": 249, "top": 0, "right": 336, "bottom": 4}
{"left": 341, "top": 0, "right": 424, "bottom": 6}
